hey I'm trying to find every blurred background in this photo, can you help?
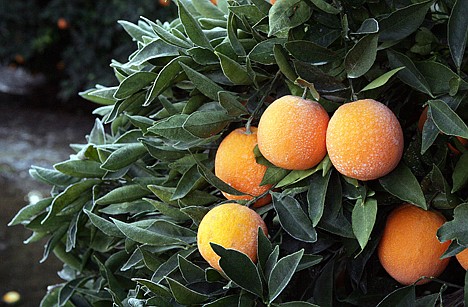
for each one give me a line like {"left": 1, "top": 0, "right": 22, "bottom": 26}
{"left": 0, "top": 0, "right": 176, "bottom": 305}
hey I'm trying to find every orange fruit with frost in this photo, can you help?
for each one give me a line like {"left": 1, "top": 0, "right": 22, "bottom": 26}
{"left": 456, "top": 249, "right": 468, "bottom": 270}
{"left": 159, "top": 0, "right": 171, "bottom": 6}
{"left": 57, "top": 18, "right": 69, "bottom": 30}
{"left": 197, "top": 203, "right": 268, "bottom": 271}
{"left": 257, "top": 95, "right": 329, "bottom": 170}
{"left": 326, "top": 99, "right": 403, "bottom": 181}
{"left": 378, "top": 204, "right": 451, "bottom": 285}
{"left": 215, "top": 127, "right": 272, "bottom": 207}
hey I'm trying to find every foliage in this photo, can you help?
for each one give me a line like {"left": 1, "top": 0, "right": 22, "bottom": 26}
{"left": 0, "top": 0, "right": 176, "bottom": 99}
{"left": 9, "top": 0, "right": 468, "bottom": 305}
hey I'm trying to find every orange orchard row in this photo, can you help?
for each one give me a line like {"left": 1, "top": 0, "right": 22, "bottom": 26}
{"left": 196, "top": 95, "right": 467, "bottom": 286}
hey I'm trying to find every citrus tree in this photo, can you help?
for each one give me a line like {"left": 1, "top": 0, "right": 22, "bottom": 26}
{"left": 10, "top": 0, "right": 468, "bottom": 306}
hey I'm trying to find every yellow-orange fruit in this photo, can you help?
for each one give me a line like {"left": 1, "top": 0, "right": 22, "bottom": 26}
{"left": 215, "top": 127, "right": 272, "bottom": 207}
{"left": 378, "top": 204, "right": 450, "bottom": 285}
{"left": 211, "top": 0, "right": 217, "bottom": 4}
{"left": 271, "top": 0, "right": 276, "bottom": 3}
{"left": 257, "top": 95, "right": 329, "bottom": 170}
{"left": 326, "top": 99, "right": 403, "bottom": 181}
{"left": 159, "top": 0, "right": 171, "bottom": 6}
{"left": 57, "top": 18, "right": 69, "bottom": 30}
{"left": 197, "top": 203, "right": 268, "bottom": 271}
{"left": 456, "top": 249, "right": 468, "bottom": 270}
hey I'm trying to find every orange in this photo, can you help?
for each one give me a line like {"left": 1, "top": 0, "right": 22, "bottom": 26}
{"left": 159, "top": 0, "right": 170, "bottom": 6}
{"left": 215, "top": 127, "right": 272, "bottom": 207}
{"left": 211, "top": 0, "right": 217, "bottom": 4}
{"left": 257, "top": 95, "right": 329, "bottom": 170}
{"left": 57, "top": 18, "right": 69, "bottom": 30}
{"left": 456, "top": 249, "right": 468, "bottom": 270}
{"left": 326, "top": 99, "right": 403, "bottom": 181}
{"left": 378, "top": 204, "right": 450, "bottom": 285}
{"left": 271, "top": 0, "right": 276, "bottom": 3}
{"left": 197, "top": 203, "right": 268, "bottom": 271}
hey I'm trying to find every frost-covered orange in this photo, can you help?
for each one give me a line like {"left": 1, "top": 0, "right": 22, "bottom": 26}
{"left": 378, "top": 204, "right": 451, "bottom": 285}
{"left": 257, "top": 95, "right": 329, "bottom": 170}
{"left": 215, "top": 127, "right": 272, "bottom": 207}
{"left": 326, "top": 99, "right": 403, "bottom": 181}
{"left": 456, "top": 249, "right": 468, "bottom": 270}
{"left": 197, "top": 203, "right": 268, "bottom": 271}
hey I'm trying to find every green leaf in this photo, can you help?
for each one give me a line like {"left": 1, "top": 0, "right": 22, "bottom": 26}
{"left": 276, "top": 167, "right": 320, "bottom": 188}
{"left": 249, "top": 38, "right": 287, "bottom": 65}
{"left": 352, "top": 198, "right": 377, "bottom": 250}
{"left": 226, "top": 12, "right": 245, "bottom": 56}
{"left": 178, "top": 1, "right": 212, "bottom": 49}
{"left": 112, "top": 218, "right": 185, "bottom": 246}
{"left": 360, "top": 67, "right": 404, "bottom": 92}
{"left": 171, "top": 165, "right": 202, "bottom": 200}
{"left": 149, "top": 23, "right": 193, "bottom": 48}
{"left": 271, "top": 192, "right": 317, "bottom": 243}
{"left": 307, "top": 171, "right": 332, "bottom": 227}
{"left": 9, "top": 197, "right": 52, "bottom": 226}
{"left": 378, "top": 0, "right": 433, "bottom": 42}
{"left": 145, "top": 56, "right": 192, "bottom": 106}
{"left": 96, "top": 184, "right": 150, "bottom": 205}
{"left": 211, "top": 243, "right": 264, "bottom": 298}
{"left": 345, "top": 34, "right": 378, "bottom": 78}
{"left": 437, "top": 203, "right": 468, "bottom": 245}
{"left": 312, "top": 258, "right": 334, "bottom": 307}
{"left": 118, "top": 20, "right": 154, "bottom": 42}
{"left": 84, "top": 210, "right": 124, "bottom": 237}
{"left": 216, "top": 51, "right": 252, "bottom": 85}
{"left": 448, "top": 0, "right": 468, "bottom": 69}
{"left": 29, "top": 166, "right": 78, "bottom": 186}
{"left": 58, "top": 277, "right": 91, "bottom": 307}
{"left": 152, "top": 248, "right": 196, "bottom": 282}
{"left": 257, "top": 227, "right": 273, "bottom": 271}
{"left": 180, "top": 206, "right": 210, "bottom": 225}
{"left": 274, "top": 44, "right": 298, "bottom": 82}
{"left": 132, "top": 278, "right": 172, "bottom": 298}
{"left": 114, "top": 71, "right": 156, "bottom": 99}
{"left": 269, "top": 0, "right": 311, "bottom": 37}
{"left": 180, "top": 62, "right": 224, "bottom": 100}
{"left": 308, "top": 0, "right": 340, "bottom": 14}
{"left": 79, "top": 86, "right": 118, "bottom": 105}
{"left": 415, "top": 61, "right": 467, "bottom": 95}
{"left": 428, "top": 99, "right": 468, "bottom": 138}
{"left": 148, "top": 114, "right": 200, "bottom": 143}
{"left": 195, "top": 160, "right": 245, "bottom": 196}
{"left": 129, "top": 39, "right": 180, "bottom": 66}
{"left": 268, "top": 249, "right": 304, "bottom": 303}
{"left": 203, "top": 295, "right": 241, "bottom": 307}
{"left": 166, "top": 277, "right": 209, "bottom": 305}
{"left": 183, "top": 110, "right": 232, "bottom": 138}
{"left": 376, "top": 285, "right": 416, "bottom": 307}
{"left": 40, "top": 287, "right": 75, "bottom": 307}
{"left": 387, "top": 49, "right": 432, "bottom": 96}
{"left": 178, "top": 255, "right": 206, "bottom": 283}
{"left": 101, "top": 143, "right": 147, "bottom": 171}
{"left": 217, "top": 91, "right": 248, "bottom": 116}
{"left": 54, "top": 159, "right": 106, "bottom": 178}
{"left": 144, "top": 198, "right": 189, "bottom": 221}
{"left": 276, "top": 302, "right": 319, "bottom": 307}
{"left": 453, "top": 153, "right": 468, "bottom": 193}
{"left": 286, "top": 40, "right": 336, "bottom": 65}
{"left": 354, "top": 18, "right": 379, "bottom": 34}
{"left": 379, "top": 163, "right": 427, "bottom": 209}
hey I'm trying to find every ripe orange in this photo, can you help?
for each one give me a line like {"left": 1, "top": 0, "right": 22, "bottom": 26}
{"left": 257, "top": 95, "right": 329, "bottom": 170}
{"left": 326, "top": 99, "right": 403, "bottom": 181}
{"left": 159, "top": 0, "right": 170, "bottom": 6}
{"left": 211, "top": 0, "right": 217, "bottom": 4}
{"left": 57, "top": 18, "right": 69, "bottom": 30}
{"left": 215, "top": 127, "right": 272, "bottom": 207}
{"left": 378, "top": 204, "right": 450, "bottom": 285}
{"left": 197, "top": 203, "right": 268, "bottom": 271}
{"left": 456, "top": 249, "right": 468, "bottom": 270}
{"left": 271, "top": 0, "right": 276, "bottom": 3}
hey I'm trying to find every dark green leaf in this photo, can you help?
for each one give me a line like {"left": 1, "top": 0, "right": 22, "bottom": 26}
{"left": 203, "top": 295, "right": 240, "bottom": 307}
{"left": 258, "top": 227, "right": 273, "bottom": 271}
{"left": 249, "top": 38, "right": 287, "bottom": 65}
{"left": 313, "top": 258, "right": 334, "bottom": 307}
{"left": 308, "top": 171, "right": 332, "bottom": 227}
{"left": 387, "top": 50, "right": 432, "bottom": 96}
{"left": 178, "top": 1, "right": 212, "bottom": 49}
{"left": 276, "top": 302, "right": 319, "bottom": 307}
{"left": 180, "top": 62, "right": 224, "bottom": 100}
{"left": 144, "top": 198, "right": 189, "bottom": 221}
{"left": 84, "top": 210, "right": 124, "bottom": 237}
{"left": 148, "top": 114, "right": 200, "bottom": 142}
{"left": 96, "top": 184, "right": 150, "bottom": 205}
{"left": 227, "top": 12, "right": 245, "bottom": 56}
{"left": 183, "top": 110, "right": 232, "bottom": 138}
{"left": 274, "top": 44, "right": 298, "bottom": 82}
{"left": 271, "top": 192, "right": 317, "bottom": 243}
{"left": 114, "top": 71, "right": 156, "bottom": 99}
{"left": 429, "top": 99, "right": 468, "bottom": 138}
{"left": 216, "top": 51, "right": 252, "bottom": 85}
{"left": 352, "top": 198, "right": 377, "bottom": 250}
{"left": 8, "top": 198, "right": 53, "bottom": 226}
{"left": 379, "top": 163, "right": 427, "bottom": 209}
{"left": 453, "top": 153, "right": 468, "bottom": 193}
{"left": 437, "top": 203, "right": 468, "bottom": 245}
{"left": 166, "top": 277, "right": 210, "bottom": 305}
{"left": 180, "top": 206, "right": 210, "bottom": 225}
{"left": 268, "top": 249, "right": 304, "bottom": 303}
{"left": 379, "top": 0, "right": 433, "bottom": 41}
{"left": 29, "top": 166, "right": 78, "bottom": 186}
{"left": 211, "top": 243, "right": 264, "bottom": 298}
{"left": 150, "top": 23, "right": 193, "bottom": 48}
{"left": 87, "top": 118, "right": 106, "bottom": 145}
{"left": 132, "top": 279, "right": 172, "bottom": 298}
{"left": 269, "top": 0, "right": 311, "bottom": 37}
{"left": 345, "top": 34, "right": 378, "bottom": 78}
{"left": 354, "top": 18, "right": 379, "bottom": 34}
{"left": 376, "top": 285, "right": 416, "bottom": 307}
{"left": 172, "top": 165, "right": 202, "bottom": 200}
{"left": 286, "top": 40, "right": 336, "bottom": 65}
{"left": 129, "top": 39, "right": 180, "bottom": 65}
{"left": 192, "top": 0, "right": 225, "bottom": 19}
{"left": 101, "top": 143, "right": 147, "bottom": 171}
{"left": 118, "top": 20, "right": 154, "bottom": 42}
{"left": 448, "top": 0, "right": 468, "bottom": 69}
{"left": 54, "top": 159, "right": 106, "bottom": 178}
{"left": 308, "top": 0, "right": 340, "bottom": 14}
{"left": 195, "top": 160, "right": 245, "bottom": 196}
{"left": 111, "top": 218, "right": 185, "bottom": 246}
{"left": 178, "top": 255, "right": 206, "bottom": 283}
{"left": 152, "top": 248, "right": 196, "bottom": 282}
{"left": 416, "top": 61, "right": 467, "bottom": 95}
{"left": 218, "top": 91, "right": 248, "bottom": 116}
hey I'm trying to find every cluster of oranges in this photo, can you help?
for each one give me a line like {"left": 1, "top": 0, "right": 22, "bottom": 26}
{"left": 196, "top": 94, "right": 467, "bottom": 286}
